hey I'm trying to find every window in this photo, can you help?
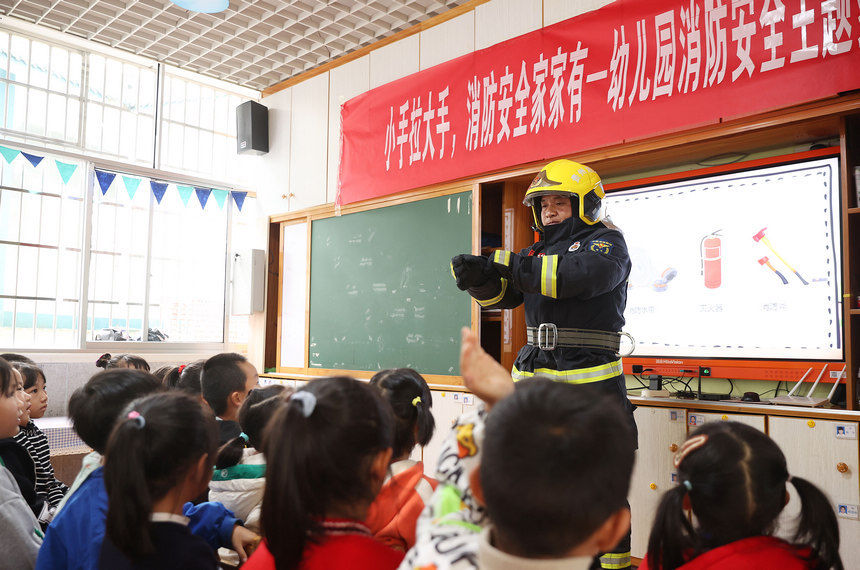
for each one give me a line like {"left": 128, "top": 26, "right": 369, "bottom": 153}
{"left": 87, "top": 170, "right": 252, "bottom": 345}
{"left": 0, "top": 151, "right": 84, "bottom": 348}
{"left": 146, "top": 186, "right": 228, "bottom": 343}
{"left": 159, "top": 73, "right": 243, "bottom": 184}
{"left": 84, "top": 54, "right": 157, "bottom": 165}
{"left": 0, "top": 27, "right": 259, "bottom": 351}
{"left": 0, "top": 32, "right": 83, "bottom": 145}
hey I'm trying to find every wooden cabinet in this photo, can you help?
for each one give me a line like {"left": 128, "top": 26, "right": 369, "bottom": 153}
{"left": 769, "top": 417, "right": 860, "bottom": 565}
{"left": 629, "top": 407, "right": 688, "bottom": 559}
{"left": 686, "top": 411, "right": 766, "bottom": 433}
{"left": 479, "top": 177, "right": 534, "bottom": 372}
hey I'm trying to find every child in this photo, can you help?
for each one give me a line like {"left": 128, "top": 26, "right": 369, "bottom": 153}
{"left": 0, "top": 366, "right": 50, "bottom": 526}
{"left": 0, "top": 353, "right": 35, "bottom": 364}
{"left": 200, "top": 353, "right": 259, "bottom": 444}
{"left": 96, "top": 352, "right": 150, "bottom": 372}
{"left": 642, "top": 422, "right": 843, "bottom": 570}
{"left": 401, "top": 327, "right": 635, "bottom": 569}
{"left": 11, "top": 362, "right": 69, "bottom": 511}
{"left": 244, "top": 377, "right": 404, "bottom": 570}
{"left": 153, "top": 365, "right": 181, "bottom": 388}
{"left": 365, "top": 368, "right": 437, "bottom": 550}
{"left": 209, "top": 385, "right": 286, "bottom": 566}
{"left": 37, "top": 369, "right": 258, "bottom": 570}
{"left": 0, "top": 357, "right": 43, "bottom": 569}
{"left": 177, "top": 360, "right": 205, "bottom": 399}
{"left": 99, "top": 392, "right": 220, "bottom": 569}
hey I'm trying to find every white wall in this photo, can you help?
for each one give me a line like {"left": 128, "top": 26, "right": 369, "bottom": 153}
{"left": 254, "top": 0, "right": 610, "bottom": 217}
{"left": 327, "top": 56, "right": 370, "bottom": 203}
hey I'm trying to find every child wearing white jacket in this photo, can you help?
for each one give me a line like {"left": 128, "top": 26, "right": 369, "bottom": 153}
{"left": 209, "top": 384, "right": 288, "bottom": 566}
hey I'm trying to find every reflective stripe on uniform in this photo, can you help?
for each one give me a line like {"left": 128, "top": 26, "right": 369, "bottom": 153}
{"left": 511, "top": 359, "right": 623, "bottom": 384}
{"left": 476, "top": 279, "right": 508, "bottom": 307}
{"left": 540, "top": 254, "right": 559, "bottom": 298}
{"left": 492, "top": 249, "right": 512, "bottom": 267}
{"left": 600, "top": 552, "right": 631, "bottom": 569}
{"left": 450, "top": 261, "right": 456, "bottom": 279}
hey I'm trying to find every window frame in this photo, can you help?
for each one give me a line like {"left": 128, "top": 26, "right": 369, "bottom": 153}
{"left": 0, "top": 24, "right": 258, "bottom": 354}
{"left": 0, "top": 147, "right": 253, "bottom": 354}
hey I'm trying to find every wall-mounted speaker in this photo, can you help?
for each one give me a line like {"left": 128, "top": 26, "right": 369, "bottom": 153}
{"left": 236, "top": 100, "right": 269, "bottom": 155}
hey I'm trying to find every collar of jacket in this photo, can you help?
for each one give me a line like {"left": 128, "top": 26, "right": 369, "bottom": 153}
{"left": 540, "top": 217, "right": 602, "bottom": 247}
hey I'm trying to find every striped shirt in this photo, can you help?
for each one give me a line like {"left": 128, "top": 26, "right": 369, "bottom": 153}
{"left": 14, "top": 422, "right": 69, "bottom": 509}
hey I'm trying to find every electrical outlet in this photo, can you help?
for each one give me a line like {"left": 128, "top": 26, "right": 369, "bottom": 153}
{"left": 632, "top": 364, "right": 643, "bottom": 373}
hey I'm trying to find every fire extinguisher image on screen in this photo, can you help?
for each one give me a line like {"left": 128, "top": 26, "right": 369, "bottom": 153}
{"left": 700, "top": 230, "right": 722, "bottom": 289}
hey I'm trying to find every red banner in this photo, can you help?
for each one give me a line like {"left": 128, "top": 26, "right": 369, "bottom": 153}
{"left": 339, "top": 0, "right": 860, "bottom": 205}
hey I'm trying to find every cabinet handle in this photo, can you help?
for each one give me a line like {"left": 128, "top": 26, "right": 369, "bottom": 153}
{"left": 721, "top": 415, "right": 729, "bottom": 421}
{"left": 669, "top": 443, "right": 678, "bottom": 452}
{"left": 807, "top": 420, "right": 816, "bottom": 428}
{"left": 649, "top": 483, "right": 657, "bottom": 490}
{"left": 837, "top": 462, "right": 849, "bottom": 474}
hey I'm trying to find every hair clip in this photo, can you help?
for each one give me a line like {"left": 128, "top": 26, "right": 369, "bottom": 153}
{"left": 178, "top": 364, "right": 186, "bottom": 375}
{"left": 673, "top": 434, "right": 708, "bottom": 468}
{"left": 291, "top": 391, "right": 317, "bottom": 418}
{"left": 683, "top": 480, "right": 693, "bottom": 491}
{"left": 127, "top": 410, "right": 146, "bottom": 428}
{"left": 239, "top": 432, "right": 249, "bottom": 443}
{"left": 412, "top": 396, "right": 422, "bottom": 407}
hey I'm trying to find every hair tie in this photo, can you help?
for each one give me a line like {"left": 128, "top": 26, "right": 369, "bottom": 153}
{"left": 239, "top": 432, "right": 249, "bottom": 443}
{"left": 411, "top": 396, "right": 422, "bottom": 407}
{"left": 291, "top": 391, "right": 317, "bottom": 418}
{"left": 127, "top": 410, "right": 145, "bottom": 428}
{"left": 683, "top": 480, "right": 693, "bottom": 491}
{"left": 673, "top": 434, "right": 708, "bottom": 468}
{"left": 178, "top": 364, "right": 186, "bottom": 375}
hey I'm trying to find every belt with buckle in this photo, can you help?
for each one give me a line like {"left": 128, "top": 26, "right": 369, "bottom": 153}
{"left": 526, "top": 325, "right": 633, "bottom": 356}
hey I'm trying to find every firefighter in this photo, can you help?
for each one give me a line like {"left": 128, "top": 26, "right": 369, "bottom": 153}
{"left": 451, "top": 159, "right": 635, "bottom": 570}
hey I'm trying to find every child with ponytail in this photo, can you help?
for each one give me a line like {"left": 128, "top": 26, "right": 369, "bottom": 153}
{"left": 642, "top": 421, "right": 843, "bottom": 570}
{"left": 209, "top": 385, "right": 287, "bottom": 566}
{"left": 100, "top": 392, "right": 220, "bottom": 569}
{"left": 244, "top": 377, "right": 403, "bottom": 570}
{"left": 365, "top": 368, "right": 437, "bottom": 550}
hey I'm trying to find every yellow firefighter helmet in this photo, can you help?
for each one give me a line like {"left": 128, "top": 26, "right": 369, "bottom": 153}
{"left": 523, "top": 159, "right": 605, "bottom": 228}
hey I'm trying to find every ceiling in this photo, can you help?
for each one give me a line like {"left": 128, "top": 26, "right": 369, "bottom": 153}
{"left": 1, "top": 0, "right": 471, "bottom": 91}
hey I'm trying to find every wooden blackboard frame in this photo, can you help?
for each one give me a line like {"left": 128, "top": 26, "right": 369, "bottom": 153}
{"left": 273, "top": 182, "right": 478, "bottom": 387}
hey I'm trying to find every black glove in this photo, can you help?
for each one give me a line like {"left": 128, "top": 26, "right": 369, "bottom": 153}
{"left": 451, "top": 254, "right": 494, "bottom": 290}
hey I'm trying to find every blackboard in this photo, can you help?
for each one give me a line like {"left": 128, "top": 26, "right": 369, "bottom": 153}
{"left": 308, "top": 192, "right": 472, "bottom": 375}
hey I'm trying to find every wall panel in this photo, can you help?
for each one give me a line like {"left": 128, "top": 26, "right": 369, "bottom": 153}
{"left": 475, "top": 0, "right": 542, "bottom": 50}
{"left": 419, "top": 10, "right": 475, "bottom": 71}
{"left": 543, "top": 0, "right": 615, "bottom": 26}
{"left": 327, "top": 56, "right": 370, "bottom": 203}
{"left": 369, "top": 34, "right": 420, "bottom": 89}
{"left": 288, "top": 72, "right": 329, "bottom": 211}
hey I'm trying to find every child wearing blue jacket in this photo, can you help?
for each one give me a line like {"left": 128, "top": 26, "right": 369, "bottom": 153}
{"left": 35, "top": 369, "right": 258, "bottom": 569}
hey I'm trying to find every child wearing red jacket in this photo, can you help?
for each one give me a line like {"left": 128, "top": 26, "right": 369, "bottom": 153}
{"left": 243, "top": 378, "right": 403, "bottom": 570}
{"left": 365, "top": 368, "right": 437, "bottom": 551}
{"left": 641, "top": 422, "right": 843, "bottom": 570}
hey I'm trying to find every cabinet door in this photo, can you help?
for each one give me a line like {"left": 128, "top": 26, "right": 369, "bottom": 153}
{"left": 422, "top": 390, "right": 466, "bottom": 477}
{"left": 769, "top": 417, "right": 860, "bottom": 566}
{"left": 629, "top": 407, "right": 688, "bottom": 559}
{"left": 687, "top": 412, "right": 766, "bottom": 433}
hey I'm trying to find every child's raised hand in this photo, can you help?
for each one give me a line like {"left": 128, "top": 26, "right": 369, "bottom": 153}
{"left": 460, "top": 327, "right": 514, "bottom": 408}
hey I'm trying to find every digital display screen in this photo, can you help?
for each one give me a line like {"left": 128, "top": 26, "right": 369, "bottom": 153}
{"left": 605, "top": 157, "right": 842, "bottom": 360}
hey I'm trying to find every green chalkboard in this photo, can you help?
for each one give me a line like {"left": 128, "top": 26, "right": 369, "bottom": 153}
{"left": 308, "top": 192, "right": 472, "bottom": 375}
